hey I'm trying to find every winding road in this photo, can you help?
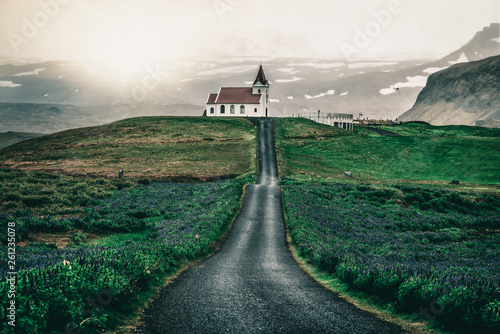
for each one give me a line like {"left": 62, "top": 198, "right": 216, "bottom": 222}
{"left": 138, "top": 118, "right": 405, "bottom": 333}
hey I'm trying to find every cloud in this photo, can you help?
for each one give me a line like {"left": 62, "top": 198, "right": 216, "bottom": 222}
{"left": 13, "top": 68, "right": 45, "bottom": 76}
{"left": 305, "top": 90, "right": 335, "bottom": 99}
{"left": 423, "top": 67, "right": 447, "bottom": 74}
{"left": 0, "top": 81, "right": 22, "bottom": 87}
{"left": 275, "top": 77, "right": 304, "bottom": 83}
{"left": 289, "top": 62, "right": 344, "bottom": 69}
{"left": 198, "top": 65, "right": 256, "bottom": 76}
{"left": 448, "top": 52, "right": 469, "bottom": 65}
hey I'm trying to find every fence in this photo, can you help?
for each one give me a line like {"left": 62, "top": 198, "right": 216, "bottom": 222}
{"left": 293, "top": 112, "right": 354, "bottom": 131}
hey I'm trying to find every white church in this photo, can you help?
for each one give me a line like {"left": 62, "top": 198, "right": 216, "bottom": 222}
{"left": 205, "top": 65, "right": 270, "bottom": 117}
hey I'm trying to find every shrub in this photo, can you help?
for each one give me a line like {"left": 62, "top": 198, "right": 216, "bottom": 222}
{"left": 22, "top": 195, "right": 52, "bottom": 207}
{"left": 72, "top": 230, "right": 87, "bottom": 245}
{"left": 3, "top": 193, "right": 21, "bottom": 202}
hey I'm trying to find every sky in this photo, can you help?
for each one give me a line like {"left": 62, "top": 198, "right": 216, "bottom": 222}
{"left": 1, "top": 0, "right": 499, "bottom": 64}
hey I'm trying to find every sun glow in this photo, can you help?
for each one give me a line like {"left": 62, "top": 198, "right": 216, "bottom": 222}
{"left": 90, "top": 32, "right": 169, "bottom": 74}
{"left": 86, "top": 7, "right": 177, "bottom": 74}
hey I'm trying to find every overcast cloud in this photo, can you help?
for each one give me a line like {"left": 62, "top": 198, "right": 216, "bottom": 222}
{"left": 1, "top": 0, "right": 498, "bottom": 62}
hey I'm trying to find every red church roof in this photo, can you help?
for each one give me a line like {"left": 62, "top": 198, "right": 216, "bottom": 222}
{"left": 207, "top": 87, "right": 262, "bottom": 104}
{"left": 207, "top": 93, "right": 218, "bottom": 104}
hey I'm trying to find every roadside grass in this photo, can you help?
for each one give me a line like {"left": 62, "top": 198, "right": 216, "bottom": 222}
{"left": 0, "top": 116, "right": 257, "bottom": 181}
{"left": 282, "top": 181, "right": 500, "bottom": 334}
{"left": 274, "top": 118, "right": 500, "bottom": 190}
{"left": 288, "top": 243, "right": 453, "bottom": 334}
{"left": 1, "top": 179, "right": 249, "bottom": 333}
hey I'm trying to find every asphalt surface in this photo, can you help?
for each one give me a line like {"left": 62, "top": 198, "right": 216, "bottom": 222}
{"left": 138, "top": 118, "right": 405, "bottom": 333}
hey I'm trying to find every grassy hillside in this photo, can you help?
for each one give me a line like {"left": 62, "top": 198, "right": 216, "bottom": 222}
{"left": 275, "top": 118, "right": 500, "bottom": 188}
{"left": 0, "top": 116, "right": 257, "bottom": 333}
{"left": 0, "top": 116, "right": 258, "bottom": 216}
{"left": 0, "top": 116, "right": 257, "bottom": 181}
{"left": 0, "top": 131, "right": 43, "bottom": 149}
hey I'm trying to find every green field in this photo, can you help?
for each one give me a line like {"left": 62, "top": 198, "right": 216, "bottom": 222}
{"left": 0, "top": 117, "right": 257, "bottom": 333}
{"left": 0, "top": 116, "right": 257, "bottom": 181}
{"left": 275, "top": 118, "right": 500, "bottom": 189}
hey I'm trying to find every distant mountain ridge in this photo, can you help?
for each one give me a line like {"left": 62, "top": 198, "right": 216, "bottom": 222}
{"left": 0, "top": 131, "right": 43, "bottom": 149}
{"left": 399, "top": 55, "right": 500, "bottom": 125}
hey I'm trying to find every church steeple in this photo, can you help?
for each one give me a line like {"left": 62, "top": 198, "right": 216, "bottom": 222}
{"left": 253, "top": 64, "right": 269, "bottom": 86}
{"left": 252, "top": 64, "right": 270, "bottom": 117}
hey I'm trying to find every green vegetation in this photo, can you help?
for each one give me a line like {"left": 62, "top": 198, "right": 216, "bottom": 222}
{"left": 1, "top": 179, "right": 246, "bottom": 333}
{"left": 0, "top": 116, "right": 258, "bottom": 333}
{"left": 0, "top": 116, "right": 257, "bottom": 181}
{"left": 283, "top": 182, "right": 500, "bottom": 333}
{"left": 375, "top": 122, "right": 500, "bottom": 138}
{"left": 275, "top": 118, "right": 500, "bottom": 187}
{"left": 0, "top": 132, "right": 42, "bottom": 149}
{"left": 0, "top": 168, "right": 122, "bottom": 217}
{"left": 277, "top": 118, "right": 500, "bottom": 332}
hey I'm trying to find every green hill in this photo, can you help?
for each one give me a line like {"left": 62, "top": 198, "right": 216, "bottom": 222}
{"left": 0, "top": 116, "right": 257, "bottom": 182}
{"left": 275, "top": 118, "right": 500, "bottom": 189}
{"left": 0, "top": 131, "right": 43, "bottom": 149}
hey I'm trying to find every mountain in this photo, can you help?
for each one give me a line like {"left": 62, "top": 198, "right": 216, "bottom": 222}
{"left": 437, "top": 23, "right": 500, "bottom": 65}
{"left": 0, "top": 131, "right": 43, "bottom": 149}
{"left": 398, "top": 55, "right": 500, "bottom": 125}
{"left": 301, "top": 23, "right": 500, "bottom": 121}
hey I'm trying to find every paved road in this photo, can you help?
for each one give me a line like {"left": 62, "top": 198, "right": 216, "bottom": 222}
{"left": 138, "top": 118, "right": 405, "bottom": 333}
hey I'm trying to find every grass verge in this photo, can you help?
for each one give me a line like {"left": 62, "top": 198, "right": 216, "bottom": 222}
{"left": 287, "top": 239, "right": 451, "bottom": 334}
{"left": 281, "top": 181, "right": 499, "bottom": 333}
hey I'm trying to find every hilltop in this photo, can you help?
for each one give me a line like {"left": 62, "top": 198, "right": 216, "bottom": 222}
{"left": 0, "top": 116, "right": 257, "bottom": 182}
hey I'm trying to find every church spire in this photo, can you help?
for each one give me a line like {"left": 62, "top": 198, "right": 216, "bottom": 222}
{"left": 253, "top": 64, "right": 269, "bottom": 86}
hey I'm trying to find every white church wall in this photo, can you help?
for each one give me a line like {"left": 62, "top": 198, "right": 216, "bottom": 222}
{"left": 206, "top": 103, "right": 266, "bottom": 117}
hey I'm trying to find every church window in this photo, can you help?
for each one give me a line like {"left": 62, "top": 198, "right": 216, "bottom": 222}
{"left": 221, "top": 105, "right": 225, "bottom": 114}
{"left": 258, "top": 89, "right": 261, "bottom": 93}
{"left": 210, "top": 107, "right": 214, "bottom": 114}
{"left": 254, "top": 108, "right": 258, "bottom": 113}
{"left": 240, "top": 105, "right": 245, "bottom": 114}
{"left": 230, "top": 105, "right": 235, "bottom": 114}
